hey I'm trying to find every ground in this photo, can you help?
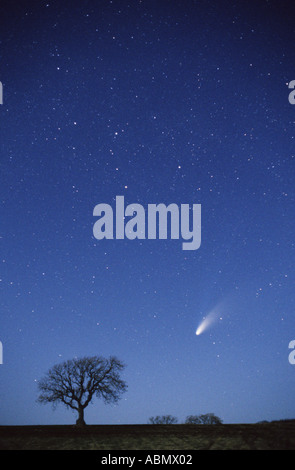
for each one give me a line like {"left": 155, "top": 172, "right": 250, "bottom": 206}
{"left": 0, "top": 421, "right": 294, "bottom": 450}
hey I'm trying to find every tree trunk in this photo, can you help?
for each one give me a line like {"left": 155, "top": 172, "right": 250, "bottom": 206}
{"left": 76, "top": 406, "right": 86, "bottom": 426}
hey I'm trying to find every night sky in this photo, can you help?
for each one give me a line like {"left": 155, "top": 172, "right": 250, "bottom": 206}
{"left": 1, "top": 0, "right": 295, "bottom": 425}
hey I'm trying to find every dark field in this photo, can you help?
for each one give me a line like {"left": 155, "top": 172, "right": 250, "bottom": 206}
{"left": 0, "top": 421, "right": 295, "bottom": 450}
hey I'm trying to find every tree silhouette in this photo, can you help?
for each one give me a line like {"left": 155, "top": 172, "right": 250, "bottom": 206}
{"left": 37, "top": 355, "right": 127, "bottom": 425}
{"left": 148, "top": 415, "right": 178, "bottom": 424}
{"left": 185, "top": 413, "right": 223, "bottom": 425}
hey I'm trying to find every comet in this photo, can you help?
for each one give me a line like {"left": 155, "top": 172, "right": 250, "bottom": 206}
{"left": 196, "top": 309, "right": 222, "bottom": 336}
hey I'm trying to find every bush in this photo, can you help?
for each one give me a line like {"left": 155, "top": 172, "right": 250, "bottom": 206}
{"left": 148, "top": 415, "right": 178, "bottom": 424}
{"left": 185, "top": 413, "right": 223, "bottom": 425}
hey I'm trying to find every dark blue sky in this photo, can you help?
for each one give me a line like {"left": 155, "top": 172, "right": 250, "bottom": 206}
{"left": 0, "top": 0, "right": 295, "bottom": 425}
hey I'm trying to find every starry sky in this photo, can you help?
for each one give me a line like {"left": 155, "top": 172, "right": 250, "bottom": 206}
{"left": 0, "top": 0, "right": 295, "bottom": 425}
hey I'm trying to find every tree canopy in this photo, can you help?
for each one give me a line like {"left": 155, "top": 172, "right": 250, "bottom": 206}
{"left": 185, "top": 413, "right": 223, "bottom": 425}
{"left": 37, "top": 355, "right": 127, "bottom": 425}
{"left": 148, "top": 415, "right": 178, "bottom": 424}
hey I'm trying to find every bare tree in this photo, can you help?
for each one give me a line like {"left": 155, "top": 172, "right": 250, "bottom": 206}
{"left": 185, "top": 413, "right": 223, "bottom": 425}
{"left": 148, "top": 415, "right": 178, "bottom": 424}
{"left": 37, "top": 355, "right": 127, "bottom": 425}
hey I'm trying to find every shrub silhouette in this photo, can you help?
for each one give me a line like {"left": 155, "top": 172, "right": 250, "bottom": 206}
{"left": 185, "top": 413, "right": 223, "bottom": 425}
{"left": 148, "top": 415, "right": 178, "bottom": 424}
